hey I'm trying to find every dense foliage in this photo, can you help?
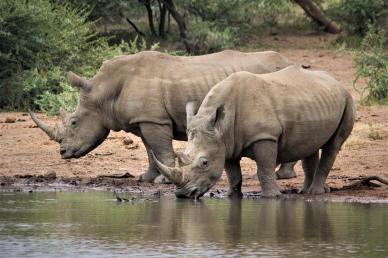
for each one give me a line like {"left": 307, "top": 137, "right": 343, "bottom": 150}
{"left": 0, "top": 0, "right": 136, "bottom": 113}
{"left": 329, "top": 0, "right": 387, "bottom": 36}
{"left": 353, "top": 26, "right": 388, "bottom": 105}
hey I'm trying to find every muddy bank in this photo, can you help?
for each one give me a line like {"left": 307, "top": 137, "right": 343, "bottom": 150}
{"left": 1, "top": 172, "right": 387, "bottom": 204}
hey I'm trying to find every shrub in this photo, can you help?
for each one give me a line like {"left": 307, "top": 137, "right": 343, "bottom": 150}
{"left": 188, "top": 20, "right": 236, "bottom": 54}
{"left": 353, "top": 26, "right": 388, "bottom": 105}
{"left": 328, "top": 0, "right": 387, "bottom": 36}
{"left": 0, "top": 0, "right": 151, "bottom": 114}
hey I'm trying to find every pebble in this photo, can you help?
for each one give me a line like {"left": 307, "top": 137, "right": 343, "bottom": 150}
{"left": 123, "top": 137, "right": 134, "bottom": 145}
{"left": 5, "top": 117, "right": 16, "bottom": 123}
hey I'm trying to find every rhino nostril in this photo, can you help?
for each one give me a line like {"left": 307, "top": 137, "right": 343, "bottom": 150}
{"left": 60, "top": 148, "right": 66, "bottom": 155}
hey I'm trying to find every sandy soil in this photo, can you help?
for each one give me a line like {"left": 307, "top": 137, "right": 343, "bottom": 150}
{"left": 0, "top": 35, "right": 387, "bottom": 201}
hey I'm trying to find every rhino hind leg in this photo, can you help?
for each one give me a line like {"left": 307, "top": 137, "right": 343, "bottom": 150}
{"left": 276, "top": 162, "right": 297, "bottom": 180}
{"left": 225, "top": 159, "right": 243, "bottom": 198}
{"left": 308, "top": 97, "right": 354, "bottom": 194}
{"left": 253, "top": 140, "right": 282, "bottom": 197}
{"left": 138, "top": 123, "right": 175, "bottom": 184}
{"left": 299, "top": 151, "right": 319, "bottom": 193}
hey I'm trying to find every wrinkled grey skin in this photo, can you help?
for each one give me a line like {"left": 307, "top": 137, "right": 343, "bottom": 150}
{"left": 154, "top": 66, "right": 355, "bottom": 198}
{"left": 30, "top": 50, "right": 297, "bottom": 184}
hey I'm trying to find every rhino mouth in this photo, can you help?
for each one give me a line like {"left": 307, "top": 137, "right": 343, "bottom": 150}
{"left": 175, "top": 184, "right": 211, "bottom": 199}
{"left": 60, "top": 144, "right": 96, "bottom": 159}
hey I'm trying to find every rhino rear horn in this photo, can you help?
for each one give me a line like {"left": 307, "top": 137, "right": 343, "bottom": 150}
{"left": 186, "top": 101, "right": 199, "bottom": 125}
{"left": 29, "top": 111, "right": 62, "bottom": 142}
{"left": 67, "top": 71, "right": 91, "bottom": 92}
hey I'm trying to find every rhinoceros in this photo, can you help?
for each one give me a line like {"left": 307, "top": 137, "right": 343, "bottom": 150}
{"left": 30, "top": 50, "right": 297, "bottom": 184}
{"left": 153, "top": 66, "right": 355, "bottom": 198}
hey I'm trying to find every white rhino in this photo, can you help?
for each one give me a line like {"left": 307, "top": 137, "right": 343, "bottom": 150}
{"left": 154, "top": 66, "right": 355, "bottom": 198}
{"left": 30, "top": 50, "right": 297, "bottom": 184}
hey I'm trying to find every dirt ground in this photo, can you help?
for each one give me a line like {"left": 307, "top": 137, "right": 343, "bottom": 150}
{"left": 0, "top": 35, "right": 387, "bottom": 201}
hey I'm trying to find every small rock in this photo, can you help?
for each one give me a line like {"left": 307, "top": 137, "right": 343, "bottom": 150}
{"left": 301, "top": 63, "right": 311, "bottom": 69}
{"left": 5, "top": 117, "right": 16, "bottom": 123}
{"left": 17, "top": 118, "right": 26, "bottom": 122}
{"left": 45, "top": 170, "right": 57, "bottom": 180}
{"left": 125, "top": 143, "right": 139, "bottom": 150}
{"left": 22, "top": 113, "right": 28, "bottom": 116}
{"left": 122, "top": 137, "right": 134, "bottom": 145}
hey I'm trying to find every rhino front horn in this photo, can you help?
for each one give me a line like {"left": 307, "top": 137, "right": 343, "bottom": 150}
{"left": 29, "top": 111, "right": 62, "bottom": 142}
{"left": 152, "top": 152, "right": 184, "bottom": 186}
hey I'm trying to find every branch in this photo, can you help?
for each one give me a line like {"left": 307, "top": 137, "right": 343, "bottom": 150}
{"left": 331, "top": 176, "right": 388, "bottom": 191}
{"left": 126, "top": 18, "right": 145, "bottom": 37}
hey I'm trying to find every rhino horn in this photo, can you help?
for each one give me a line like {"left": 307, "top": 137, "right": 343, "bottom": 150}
{"left": 152, "top": 152, "right": 184, "bottom": 186}
{"left": 186, "top": 101, "right": 199, "bottom": 124}
{"left": 29, "top": 111, "right": 62, "bottom": 142}
{"left": 67, "top": 71, "right": 90, "bottom": 91}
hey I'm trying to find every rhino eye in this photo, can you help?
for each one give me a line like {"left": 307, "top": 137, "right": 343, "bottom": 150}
{"left": 188, "top": 131, "right": 195, "bottom": 140}
{"left": 198, "top": 157, "right": 208, "bottom": 169}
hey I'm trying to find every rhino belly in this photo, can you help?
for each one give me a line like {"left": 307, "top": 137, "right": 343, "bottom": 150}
{"left": 276, "top": 119, "right": 340, "bottom": 162}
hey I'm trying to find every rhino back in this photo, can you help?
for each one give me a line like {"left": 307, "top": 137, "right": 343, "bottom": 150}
{"left": 200, "top": 67, "right": 349, "bottom": 160}
{"left": 98, "top": 51, "right": 290, "bottom": 134}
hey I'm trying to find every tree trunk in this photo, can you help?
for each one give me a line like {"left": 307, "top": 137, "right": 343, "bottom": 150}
{"left": 161, "top": 0, "right": 197, "bottom": 53}
{"left": 143, "top": 0, "right": 157, "bottom": 37}
{"left": 294, "top": 0, "right": 341, "bottom": 34}
{"left": 158, "top": 0, "right": 167, "bottom": 38}
{"left": 166, "top": 11, "right": 171, "bottom": 33}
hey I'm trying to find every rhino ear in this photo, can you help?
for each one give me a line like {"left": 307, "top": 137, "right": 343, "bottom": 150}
{"left": 186, "top": 101, "right": 199, "bottom": 125}
{"left": 67, "top": 71, "right": 91, "bottom": 92}
{"left": 59, "top": 107, "right": 69, "bottom": 121}
{"left": 207, "top": 104, "right": 224, "bottom": 130}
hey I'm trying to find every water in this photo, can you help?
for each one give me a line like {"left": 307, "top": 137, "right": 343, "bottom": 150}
{"left": 0, "top": 192, "right": 387, "bottom": 258}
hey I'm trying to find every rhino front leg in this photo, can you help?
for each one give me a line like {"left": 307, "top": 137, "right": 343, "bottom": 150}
{"left": 225, "top": 159, "right": 243, "bottom": 198}
{"left": 139, "top": 140, "right": 162, "bottom": 183}
{"left": 139, "top": 123, "right": 175, "bottom": 184}
{"left": 276, "top": 162, "right": 297, "bottom": 179}
{"left": 253, "top": 140, "right": 282, "bottom": 197}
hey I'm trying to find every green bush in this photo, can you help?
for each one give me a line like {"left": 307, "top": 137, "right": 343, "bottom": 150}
{"left": 328, "top": 0, "right": 387, "bottom": 36}
{"left": 179, "top": 0, "right": 253, "bottom": 28}
{"left": 0, "top": 0, "right": 151, "bottom": 114}
{"left": 188, "top": 20, "right": 236, "bottom": 54}
{"left": 353, "top": 26, "right": 388, "bottom": 105}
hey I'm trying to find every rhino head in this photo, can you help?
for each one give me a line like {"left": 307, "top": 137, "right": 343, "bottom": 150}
{"left": 154, "top": 103, "right": 226, "bottom": 199}
{"left": 30, "top": 72, "right": 110, "bottom": 159}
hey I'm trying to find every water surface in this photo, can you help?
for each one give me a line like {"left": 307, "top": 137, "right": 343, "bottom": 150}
{"left": 0, "top": 192, "right": 387, "bottom": 257}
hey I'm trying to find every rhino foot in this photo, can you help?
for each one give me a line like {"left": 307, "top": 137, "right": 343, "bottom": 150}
{"left": 298, "top": 187, "right": 309, "bottom": 194}
{"left": 138, "top": 170, "right": 159, "bottom": 183}
{"left": 276, "top": 166, "right": 297, "bottom": 180}
{"left": 261, "top": 187, "right": 282, "bottom": 198}
{"left": 306, "top": 185, "right": 330, "bottom": 195}
{"left": 154, "top": 175, "right": 171, "bottom": 184}
{"left": 227, "top": 188, "right": 243, "bottom": 198}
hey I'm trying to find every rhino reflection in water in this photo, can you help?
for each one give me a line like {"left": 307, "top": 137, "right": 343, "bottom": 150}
{"left": 30, "top": 50, "right": 298, "bottom": 185}
{"left": 154, "top": 66, "right": 355, "bottom": 198}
